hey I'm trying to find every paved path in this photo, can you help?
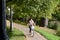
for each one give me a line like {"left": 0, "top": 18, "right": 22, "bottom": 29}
{"left": 6, "top": 20, "right": 47, "bottom": 40}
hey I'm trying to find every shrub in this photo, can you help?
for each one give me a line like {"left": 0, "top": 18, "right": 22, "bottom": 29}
{"left": 48, "top": 21, "right": 60, "bottom": 36}
{"left": 48, "top": 21, "right": 57, "bottom": 30}
{"left": 56, "top": 23, "right": 60, "bottom": 36}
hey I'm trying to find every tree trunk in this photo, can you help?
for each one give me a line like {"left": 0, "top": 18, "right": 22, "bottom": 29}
{"left": 40, "top": 17, "right": 45, "bottom": 27}
{"left": 0, "top": 0, "right": 9, "bottom": 40}
{"left": 44, "top": 17, "right": 48, "bottom": 27}
{"left": 10, "top": 5, "right": 13, "bottom": 32}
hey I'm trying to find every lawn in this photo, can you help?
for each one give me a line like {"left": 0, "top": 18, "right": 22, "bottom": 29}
{"left": 7, "top": 27, "right": 26, "bottom": 40}
{"left": 35, "top": 26, "right": 60, "bottom": 40}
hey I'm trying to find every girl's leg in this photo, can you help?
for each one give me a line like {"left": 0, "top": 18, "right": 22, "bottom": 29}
{"left": 31, "top": 29, "right": 34, "bottom": 36}
{"left": 30, "top": 27, "right": 31, "bottom": 33}
{"left": 29, "top": 26, "right": 30, "bottom": 33}
{"left": 29, "top": 26, "right": 31, "bottom": 35}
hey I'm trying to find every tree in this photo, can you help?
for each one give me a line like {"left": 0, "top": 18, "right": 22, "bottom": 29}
{"left": 0, "top": 0, "right": 8, "bottom": 40}
{"left": 52, "top": 2, "right": 60, "bottom": 21}
{"left": 20, "top": 0, "right": 59, "bottom": 18}
{"left": 7, "top": 0, "right": 13, "bottom": 32}
{"left": 7, "top": 0, "right": 60, "bottom": 26}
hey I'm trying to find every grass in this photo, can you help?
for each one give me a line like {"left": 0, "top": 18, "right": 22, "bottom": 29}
{"left": 39, "top": 27, "right": 57, "bottom": 34}
{"left": 35, "top": 26, "right": 60, "bottom": 40}
{"left": 7, "top": 27, "right": 26, "bottom": 40}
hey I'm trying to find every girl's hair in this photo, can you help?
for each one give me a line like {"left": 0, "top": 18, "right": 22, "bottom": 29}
{"left": 28, "top": 18, "right": 31, "bottom": 22}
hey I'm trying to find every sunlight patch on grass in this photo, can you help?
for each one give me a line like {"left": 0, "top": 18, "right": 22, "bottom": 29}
{"left": 7, "top": 27, "right": 25, "bottom": 40}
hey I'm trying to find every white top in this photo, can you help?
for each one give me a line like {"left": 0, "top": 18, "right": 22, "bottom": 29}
{"left": 29, "top": 19, "right": 34, "bottom": 26}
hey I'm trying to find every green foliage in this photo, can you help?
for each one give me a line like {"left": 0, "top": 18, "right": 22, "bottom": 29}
{"left": 6, "top": 0, "right": 60, "bottom": 26}
{"left": 48, "top": 21, "right": 57, "bottom": 30}
{"left": 56, "top": 23, "right": 60, "bottom": 36}
{"left": 21, "top": 0, "right": 59, "bottom": 19}
{"left": 52, "top": 2, "right": 60, "bottom": 21}
{"left": 57, "top": 27, "right": 60, "bottom": 36}
{"left": 7, "top": 0, "right": 60, "bottom": 18}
